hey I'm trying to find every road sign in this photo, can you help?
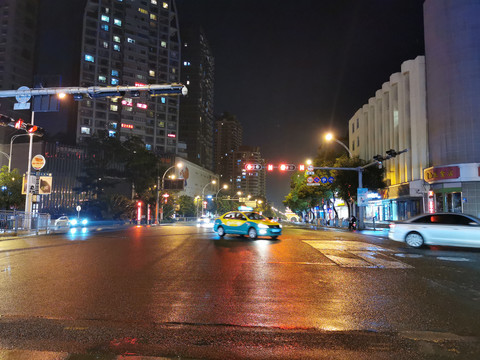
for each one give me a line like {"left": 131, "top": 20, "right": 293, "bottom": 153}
{"left": 307, "top": 177, "right": 313, "bottom": 183}
{"left": 306, "top": 171, "right": 314, "bottom": 175}
{"left": 357, "top": 188, "right": 368, "bottom": 206}
{"left": 31, "top": 155, "right": 46, "bottom": 170}
{"left": 76, "top": 206, "right": 81, "bottom": 212}
{"left": 307, "top": 183, "right": 320, "bottom": 186}
{"left": 313, "top": 176, "right": 320, "bottom": 183}
{"left": 321, "top": 177, "right": 328, "bottom": 184}
{"left": 15, "top": 86, "right": 31, "bottom": 103}
{"left": 328, "top": 176, "right": 334, "bottom": 183}
{"left": 307, "top": 165, "right": 314, "bottom": 171}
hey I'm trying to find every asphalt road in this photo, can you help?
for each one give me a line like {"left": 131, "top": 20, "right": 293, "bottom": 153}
{"left": 0, "top": 223, "right": 479, "bottom": 359}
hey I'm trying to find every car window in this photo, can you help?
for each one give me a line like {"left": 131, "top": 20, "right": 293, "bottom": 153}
{"left": 246, "top": 212, "right": 265, "bottom": 221}
{"left": 455, "top": 215, "right": 479, "bottom": 226}
{"left": 411, "top": 215, "right": 432, "bottom": 224}
{"left": 224, "top": 213, "right": 234, "bottom": 219}
{"left": 235, "top": 213, "right": 247, "bottom": 221}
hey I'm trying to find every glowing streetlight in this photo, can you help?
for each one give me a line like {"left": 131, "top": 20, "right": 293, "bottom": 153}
{"left": 157, "top": 162, "right": 183, "bottom": 223}
{"left": 324, "top": 132, "right": 353, "bottom": 158}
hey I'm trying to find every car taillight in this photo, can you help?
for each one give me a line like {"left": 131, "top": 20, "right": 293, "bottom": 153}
{"left": 389, "top": 223, "right": 395, "bottom": 229}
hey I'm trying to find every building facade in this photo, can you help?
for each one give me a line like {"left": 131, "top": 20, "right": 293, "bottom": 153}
{"left": 349, "top": 56, "right": 428, "bottom": 221}
{"left": 0, "top": 0, "right": 38, "bottom": 125}
{"left": 232, "top": 146, "right": 266, "bottom": 198}
{"left": 423, "top": 0, "right": 480, "bottom": 217}
{"left": 214, "top": 112, "right": 242, "bottom": 187}
{"left": 77, "top": 0, "right": 182, "bottom": 155}
{"left": 179, "top": 25, "right": 215, "bottom": 171}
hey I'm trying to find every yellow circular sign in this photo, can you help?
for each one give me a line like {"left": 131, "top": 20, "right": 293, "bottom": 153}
{"left": 31, "top": 155, "right": 46, "bottom": 170}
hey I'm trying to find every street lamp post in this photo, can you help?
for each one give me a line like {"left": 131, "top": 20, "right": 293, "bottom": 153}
{"left": 9, "top": 133, "right": 40, "bottom": 172}
{"left": 201, "top": 180, "right": 216, "bottom": 216}
{"left": 157, "top": 162, "right": 183, "bottom": 223}
{"left": 325, "top": 133, "right": 353, "bottom": 158}
{"left": 215, "top": 184, "right": 228, "bottom": 215}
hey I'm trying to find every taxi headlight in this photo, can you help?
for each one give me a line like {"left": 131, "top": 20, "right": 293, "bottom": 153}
{"left": 279, "top": 224, "right": 282, "bottom": 228}
{"left": 258, "top": 224, "right": 269, "bottom": 229}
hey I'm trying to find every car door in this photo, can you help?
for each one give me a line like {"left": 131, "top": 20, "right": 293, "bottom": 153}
{"left": 235, "top": 212, "right": 249, "bottom": 234}
{"left": 427, "top": 214, "right": 457, "bottom": 245}
{"left": 222, "top": 213, "right": 236, "bottom": 233}
{"left": 449, "top": 215, "right": 480, "bottom": 247}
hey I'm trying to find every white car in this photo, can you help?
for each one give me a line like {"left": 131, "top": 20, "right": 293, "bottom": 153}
{"left": 388, "top": 213, "right": 480, "bottom": 248}
{"left": 197, "top": 216, "right": 213, "bottom": 227}
{"left": 53, "top": 216, "right": 70, "bottom": 230}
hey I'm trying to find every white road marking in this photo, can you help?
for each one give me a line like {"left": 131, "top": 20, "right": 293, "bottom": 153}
{"left": 303, "top": 240, "right": 413, "bottom": 269}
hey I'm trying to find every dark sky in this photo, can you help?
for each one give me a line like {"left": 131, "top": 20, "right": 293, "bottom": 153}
{"left": 177, "top": 0, "right": 425, "bottom": 208}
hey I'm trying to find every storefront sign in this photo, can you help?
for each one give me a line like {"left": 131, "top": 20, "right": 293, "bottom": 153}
{"left": 424, "top": 166, "right": 460, "bottom": 182}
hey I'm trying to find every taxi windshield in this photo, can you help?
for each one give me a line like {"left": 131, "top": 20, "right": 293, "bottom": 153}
{"left": 245, "top": 212, "right": 265, "bottom": 221}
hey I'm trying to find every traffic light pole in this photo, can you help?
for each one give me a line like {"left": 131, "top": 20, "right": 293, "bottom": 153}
{"left": 24, "top": 111, "right": 35, "bottom": 229}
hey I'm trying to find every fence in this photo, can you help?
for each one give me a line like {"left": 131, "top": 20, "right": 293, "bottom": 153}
{"left": 0, "top": 210, "right": 51, "bottom": 235}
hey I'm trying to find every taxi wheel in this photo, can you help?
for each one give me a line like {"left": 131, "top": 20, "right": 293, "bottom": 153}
{"left": 217, "top": 226, "right": 225, "bottom": 237}
{"left": 248, "top": 227, "right": 257, "bottom": 239}
{"left": 271, "top": 236, "right": 278, "bottom": 240}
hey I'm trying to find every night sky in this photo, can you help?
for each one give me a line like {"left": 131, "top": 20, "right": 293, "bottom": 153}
{"left": 176, "top": 0, "right": 425, "bottom": 207}
{"left": 36, "top": 0, "right": 425, "bottom": 208}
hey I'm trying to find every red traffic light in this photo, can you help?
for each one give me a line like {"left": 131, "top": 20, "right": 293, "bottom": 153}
{"left": 244, "top": 163, "right": 262, "bottom": 170}
{"left": 279, "top": 164, "right": 287, "bottom": 171}
{"left": 27, "top": 125, "right": 38, "bottom": 133}
{"left": 14, "top": 119, "right": 24, "bottom": 129}
{"left": 267, "top": 164, "right": 274, "bottom": 171}
{"left": 279, "top": 164, "right": 296, "bottom": 171}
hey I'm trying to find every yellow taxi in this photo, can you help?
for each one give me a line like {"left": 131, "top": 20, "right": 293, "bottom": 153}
{"left": 213, "top": 210, "right": 282, "bottom": 239}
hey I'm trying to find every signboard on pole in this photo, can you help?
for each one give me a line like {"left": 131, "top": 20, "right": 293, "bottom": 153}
{"left": 357, "top": 188, "right": 368, "bottom": 206}
{"left": 31, "top": 155, "right": 46, "bottom": 170}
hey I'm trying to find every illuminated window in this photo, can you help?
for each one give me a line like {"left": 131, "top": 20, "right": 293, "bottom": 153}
{"left": 110, "top": 104, "right": 118, "bottom": 111}
{"left": 111, "top": 70, "right": 119, "bottom": 76}
{"left": 113, "top": 44, "right": 120, "bottom": 51}
{"left": 102, "top": 41, "right": 108, "bottom": 48}
{"left": 161, "top": 41, "right": 167, "bottom": 48}
{"left": 151, "top": 0, "right": 157, "bottom": 4}
{"left": 158, "top": 121, "right": 165, "bottom": 128}
{"left": 111, "top": 78, "right": 119, "bottom": 85}
{"left": 161, "top": 97, "right": 166, "bottom": 104}
{"left": 146, "top": 144, "right": 152, "bottom": 150}
{"left": 163, "top": 2, "right": 168, "bottom": 9}
{"left": 101, "top": 15, "right": 110, "bottom": 22}
{"left": 101, "top": 24, "right": 109, "bottom": 31}
{"left": 109, "top": 130, "right": 116, "bottom": 137}
{"left": 98, "top": 75, "right": 106, "bottom": 83}
{"left": 127, "top": 37, "right": 135, "bottom": 44}
{"left": 113, "top": 36, "right": 120, "bottom": 42}
{"left": 138, "top": 8, "right": 148, "bottom": 14}
{"left": 85, "top": 54, "right": 94, "bottom": 62}
{"left": 186, "top": 80, "right": 190, "bottom": 85}
{"left": 81, "top": 127, "right": 91, "bottom": 135}
{"left": 114, "top": 18, "right": 122, "bottom": 26}
{"left": 150, "top": 14, "right": 157, "bottom": 20}
{"left": 149, "top": 70, "right": 155, "bottom": 77}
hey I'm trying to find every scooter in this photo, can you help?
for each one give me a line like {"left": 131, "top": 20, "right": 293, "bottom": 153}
{"left": 348, "top": 219, "right": 357, "bottom": 230}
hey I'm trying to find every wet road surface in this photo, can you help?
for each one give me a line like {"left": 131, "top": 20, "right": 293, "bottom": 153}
{"left": 0, "top": 224, "right": 479, "bottom": 359}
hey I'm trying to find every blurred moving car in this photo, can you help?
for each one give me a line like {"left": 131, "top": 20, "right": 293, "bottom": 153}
{"left": 197, "top": 216, "right": 213, "bottom": 227}
{"left": 388, "top": 213, "right": 480, "bottom": 248}
{"left": 53, "top": 216, "right": 70, "bottom": 231}
{"left": 213, "top": 211, "right": 282, "bottom": 239}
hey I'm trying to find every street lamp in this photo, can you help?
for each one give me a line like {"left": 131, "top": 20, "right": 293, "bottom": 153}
{"left": 215, "top": 184, "right": 229, "bottom": 215}
{"left": 201, "top": 180, "right": 216, "bottom": 216}
{"left": 325, "top": 133, "right": 353, "bottom": 158}
{"left": 157, "top": 162, "right": 183, "bottom": 223}
{"left": 9, "top": 133, "right": 40, "bottom": 172}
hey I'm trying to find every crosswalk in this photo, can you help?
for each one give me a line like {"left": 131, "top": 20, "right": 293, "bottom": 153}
{"left": 303, "top": 240, "right": 413, "bottom": 269}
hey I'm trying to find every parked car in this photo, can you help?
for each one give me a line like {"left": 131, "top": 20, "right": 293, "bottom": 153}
{"left": 213, "top": 211, "right": 282, "bottom": 239}
{"left": 388, "top": 213, "right": 480, "bottom": 248}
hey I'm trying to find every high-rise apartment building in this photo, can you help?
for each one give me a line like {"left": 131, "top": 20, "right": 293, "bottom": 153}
{"left": 214, "top": 112, "right": 242, "bottom": 186}
{"left": 179, "top": 25, "right": 214, "bottom": 171}
{"left": 0, "top": 0, "right": 38, "bottom": 122}
{"left": 77, "top": 0, "right": 181, "bottom": 155}
{"left": 232, "top": 146, "right": 266, "bottom": 198}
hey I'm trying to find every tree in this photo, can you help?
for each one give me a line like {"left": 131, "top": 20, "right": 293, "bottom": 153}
{"left": 177, "top": 195, "right": 195, "bottom": 217}
{"left": 0, "top": 166, "right": 23, "bottom": 210}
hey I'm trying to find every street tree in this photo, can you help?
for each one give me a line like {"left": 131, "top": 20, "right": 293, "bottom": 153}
{"left": 0, "top": 166, "right": 23, "bottom": 210}
{"left": 177, "top": 195, "right": 195, "bottom": 217}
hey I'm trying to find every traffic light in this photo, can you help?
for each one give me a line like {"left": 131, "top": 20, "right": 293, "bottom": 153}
{"left": 279, "top": 164, "right": 296, "bottom": 171}
{"left": 25, "top": 124, "right": 45, "bottom": 137}
{"left": 245, "top": 163, "right": 262, "bottom": 170}
{"left": 386, "top": 149, "right": 397, "bottom": 158}
{"left": 298, "top": 164, "right": 305, "bottom": 171}
{"left": 0, "top": 114, "right": 13, "bottom": 127}
{"left": 267, "top": 164, "right": 274, "bottom": 171}
{"left": 14, "top": 119, "right": 24, "bottom": 129}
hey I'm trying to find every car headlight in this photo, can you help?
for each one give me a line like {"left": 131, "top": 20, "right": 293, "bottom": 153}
{"left": 258, "top": 224, "right": 269, "bottom": 229}
{"left": 70, "top": 219, "right": 78, "bottom": 226}
{"left": 81, "top": 219, "right": 88, "bottom": 225}
{"left": 279, "top": 224, "right": 282, "bottom": 228}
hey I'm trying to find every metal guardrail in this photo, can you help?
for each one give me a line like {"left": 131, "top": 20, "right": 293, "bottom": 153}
{"left": 0, "top": 210, "right": 51, "bottom": 236}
